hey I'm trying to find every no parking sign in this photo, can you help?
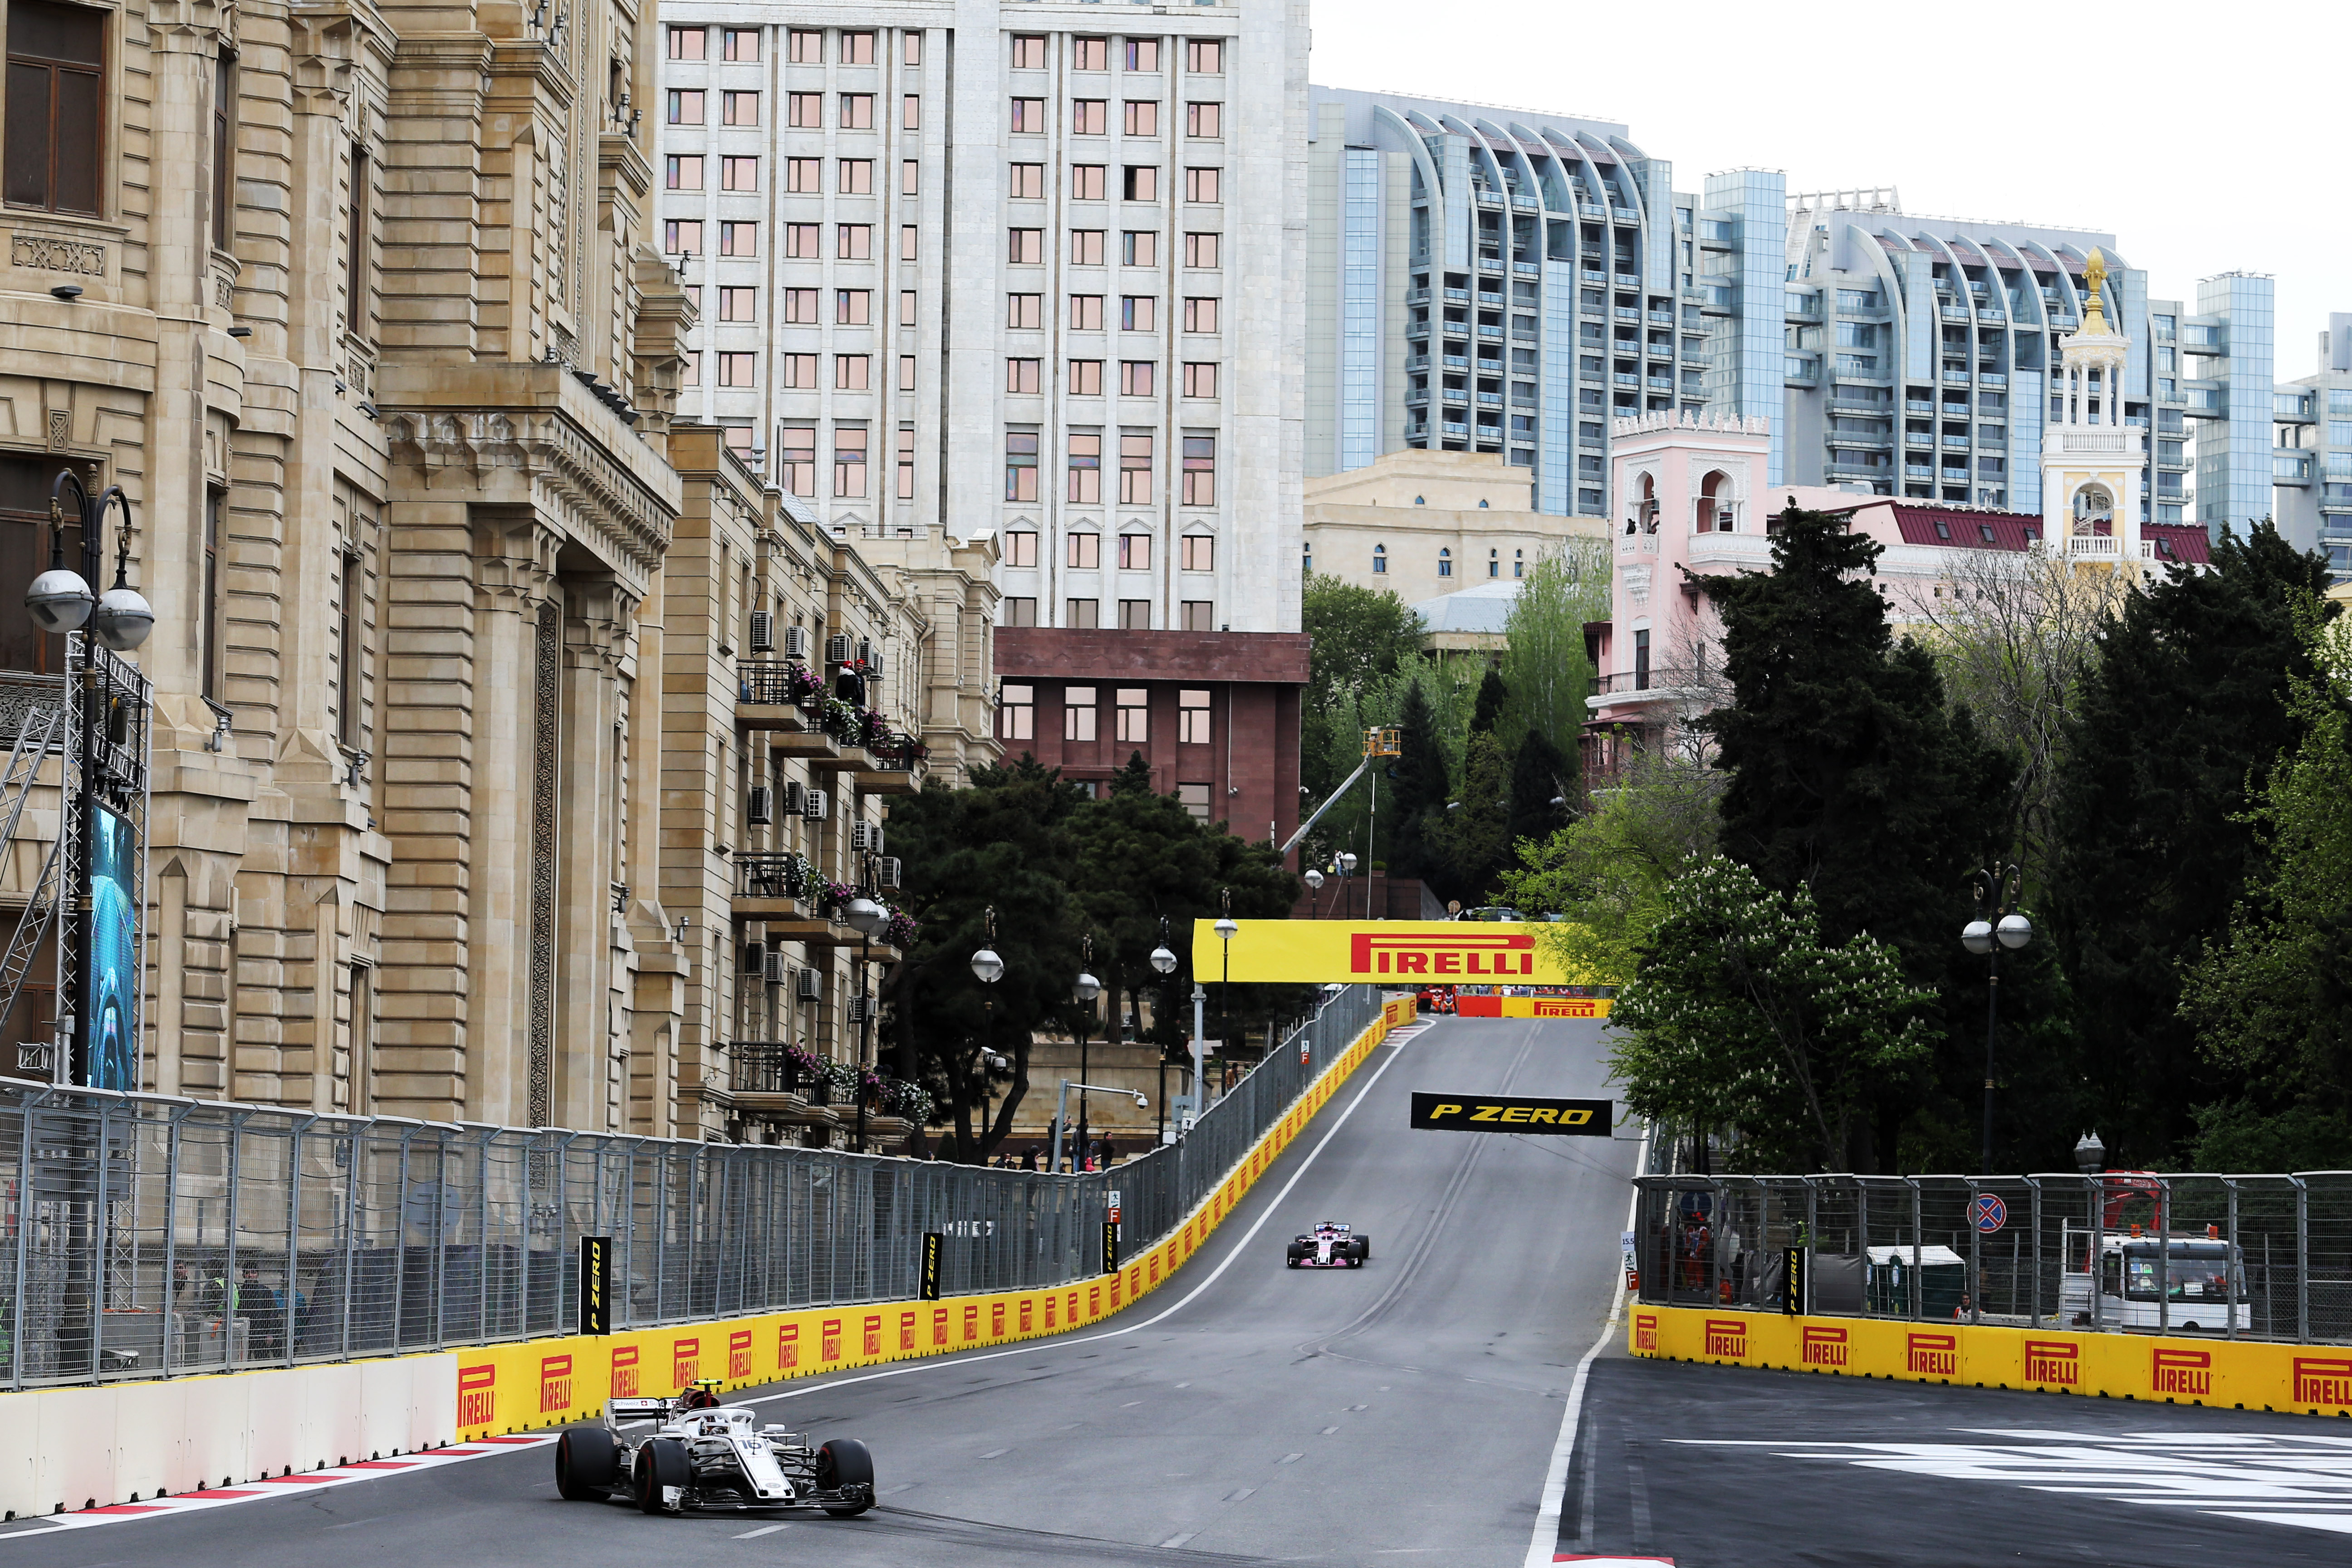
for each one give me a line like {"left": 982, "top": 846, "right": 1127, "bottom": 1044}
{"left": 1971, "top": 1193, "right": 2008, "bottom": 1234}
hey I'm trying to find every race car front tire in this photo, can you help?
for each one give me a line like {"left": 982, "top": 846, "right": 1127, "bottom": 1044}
{"left": 1349, "top": 1235, "right": 1372, "bottom": 1260}
{"left": 633, "top": 1436, "right": 691, "bottom": 1514}
{"left": 555, "top": 1426, "right": 618, "bottom": 1500}
{"left": 1285, "top": 1256, "right": 1301, "bottom": 1269}
{"left": 816, "top": 1437, "right": 876, "bottom": 1517}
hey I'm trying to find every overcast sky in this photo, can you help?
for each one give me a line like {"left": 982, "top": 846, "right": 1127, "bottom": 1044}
{"left": 1309, "top": 0, "right": 2343, "bottom": 373}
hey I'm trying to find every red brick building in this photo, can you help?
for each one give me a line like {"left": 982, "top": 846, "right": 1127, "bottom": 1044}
{"left": 992, "top": 629, "right": 1308, "bottom": 846}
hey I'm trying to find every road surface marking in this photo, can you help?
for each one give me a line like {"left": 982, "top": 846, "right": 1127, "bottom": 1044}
{"left": 1278, "top": 1453, "right": 1303, "bottom": 1465}
{"left": 977, "top": 1448, "right": 1010, "bottom": 1459}
{"left": 1222, "top": 1488, "right": 1256, "bottom": 1502}
{"left": 1159, "top": 1533, "right": 1198, "bottom": 1548}
{"left": 1122, "top": 1400, "right": 1143, "bottom": 1407}
{"left": 732, "top": 1525, "right": 788, "bottom": 1539}
{"left": 1319, "top": 1426, "right": 1340, "bottom": 1436}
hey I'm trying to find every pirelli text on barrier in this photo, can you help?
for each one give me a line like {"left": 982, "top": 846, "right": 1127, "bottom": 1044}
{"left": 1409, "top": 1092, "right": 1613, "bottom": 1136}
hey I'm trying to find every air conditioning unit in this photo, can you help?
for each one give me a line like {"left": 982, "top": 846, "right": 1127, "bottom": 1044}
{"left": 869, "top": 651, "right": 884, "bottom": 679}
{"left": 782, "top": 624, "right": 811, "bottom": 659}
{"left": 782, "top": 780, "right": 805, "bottom": 816}
{"left": 874, "top": 856, "right": 902, "bottom": 891}
{"left": 764, "top": 950, "right": 789, "bottom": 984}
{"left": 856, "top": 638, "right": 875, "bottom": 670}
{"left": 803, "top": 788, "right": 829, "bottom": 821}
{"left": 746, "top": 785, "right": 774, "bottom": 825}
{"left": 824, "top": 632, "right": 852, "bottom": 666}
{"left": 739, "top": 941, "right": 765, "bottom": 976}
{"left": 850, "top": 822, "right": 877, "bottom": 853}
{"left": 869, "top": 825, "right": 885, "bottom": 856}
{"left": 748, "top": 610, "right": 775, "bottom": 653}
{"left": 795, "top": 966, "right": 822, "bottom": 1001}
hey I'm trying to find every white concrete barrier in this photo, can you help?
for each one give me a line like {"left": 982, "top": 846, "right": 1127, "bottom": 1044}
{"left": 0, "top": 1353, "right": 456, "bottom": 1520}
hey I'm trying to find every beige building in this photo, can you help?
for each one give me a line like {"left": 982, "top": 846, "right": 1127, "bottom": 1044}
{"left": 1302, "top": 450, "right": 1604, "bottom": 604}
{"left": 0, "top": 0, "right": 993, "bottom": 1146}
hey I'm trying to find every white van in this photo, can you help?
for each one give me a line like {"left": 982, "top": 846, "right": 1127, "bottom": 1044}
{"left": 2059, "top": 1226, "right": 2252, "bottom": 1332}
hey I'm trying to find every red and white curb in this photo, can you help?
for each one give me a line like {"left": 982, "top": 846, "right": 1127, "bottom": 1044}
{"left": 5, "top": 1434, "right": 557, "bottom": 1538}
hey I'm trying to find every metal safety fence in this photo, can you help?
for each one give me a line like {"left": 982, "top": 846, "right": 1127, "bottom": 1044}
{"left": 1633, "top": 1171, "right": 2352, "bottom": 1343}
{"left": 0, "top": 983, "right": 1386, "bottom": 1389}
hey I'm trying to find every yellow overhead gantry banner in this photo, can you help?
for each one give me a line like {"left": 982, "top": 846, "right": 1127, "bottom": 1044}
{"left": 1191, "top": 920, "right": 1595, "bottom": 985}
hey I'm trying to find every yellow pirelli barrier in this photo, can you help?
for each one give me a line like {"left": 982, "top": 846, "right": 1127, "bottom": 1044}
{"left": 450, "top": 994, "right": 1414, "bottom": 1440}
{"left": 1628, "top": 1304, "right": 2352, "bottom": 1417}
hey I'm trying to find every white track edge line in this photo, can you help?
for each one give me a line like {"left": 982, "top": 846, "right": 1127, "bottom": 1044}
{"left": 739, "top": 1028, "right": 1418, "bottom": 1408}
{"left": 1522, "top": 1118, "right": 1649, "bottom": 1568}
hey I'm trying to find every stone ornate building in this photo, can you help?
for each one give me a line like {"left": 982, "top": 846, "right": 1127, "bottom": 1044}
{"left": 0, "top": 0, "right": 995, "bottom": 1142}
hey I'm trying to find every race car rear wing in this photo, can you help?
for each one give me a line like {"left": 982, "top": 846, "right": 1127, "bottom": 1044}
{"left": 608, "top": 1397, "right": 673, "bottom": 1423}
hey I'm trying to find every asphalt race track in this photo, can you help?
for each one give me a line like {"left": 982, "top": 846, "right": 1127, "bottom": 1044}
{"left": 1564, "top": 1353, "right": 2352, "bottom": 1567}
{"left": 5, "top": 1014, "right": 1640, "bottom": 1568}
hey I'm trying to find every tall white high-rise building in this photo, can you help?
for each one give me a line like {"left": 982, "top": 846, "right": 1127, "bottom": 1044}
{"left": 656, "top": 1, "right": 1308, "bottom": 638}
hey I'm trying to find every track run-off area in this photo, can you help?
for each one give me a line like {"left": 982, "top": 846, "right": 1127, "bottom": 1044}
{"left": 11, "top": 1011, "right": 2351, "bottom": 1567}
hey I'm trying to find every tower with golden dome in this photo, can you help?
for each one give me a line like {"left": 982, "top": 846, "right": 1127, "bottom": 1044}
{"left": 2040, "top": 250, "right": 2145, "bottom": 565}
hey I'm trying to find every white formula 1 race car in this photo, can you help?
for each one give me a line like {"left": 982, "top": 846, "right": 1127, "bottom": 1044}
{"left": 1286, "top": 1220, "right": 1371, "bottom": 1269}
{"left": 554, "top": 1381, "right": 877, "bottom": 1517}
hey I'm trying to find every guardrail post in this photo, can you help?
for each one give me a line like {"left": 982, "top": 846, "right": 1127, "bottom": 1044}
{"left": 163, "top": 1104, "right": 182, "bottom": 1377}
{"left": 2223, "top": 1177, "right": 2238, "bottom": 1341}
{"left": 2086, "top": 1175, "right": 2102, "bottom": 1334}
{"left": 91, "top": 1098, "right": 112, "bottom": 1382}
{"left": 1908, "top": 1178, "right": 1921, "bottom": 1321}
{"left": 1965, "top": 1177, "right": 1980, "bottom": 1326}
{"left": 2156, "top": 1177, "right": 2170, "bottom": 1337}
{"left": 2024, "top": 1176, "right": 2041, "bottom": 1328}
{"left": 2293, "top": 1175, "right": 2309, "bottom": 1344}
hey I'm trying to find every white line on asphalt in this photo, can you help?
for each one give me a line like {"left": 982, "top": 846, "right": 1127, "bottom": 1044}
{"left": 731, "top": 1524, "right": 788, "bottom": 1539}
{"left": 735, "top": 1034, "right": 1417, "bottom": 1411}
{"left": 977, "top": 1448, "right": 1010, "bottom": 1459}
{"left": 1319, "top": 1426, "right": 1339, "bottom": 1436}
{"left": 1159, "top": 1532, "right": 1198, "bottom": 1548}
{"left": 1277, "top": 1454, "right": 1303, "bottom": 1465}
{"left": 1520, "top": 1123, "right": 1649, "bottom": 1568}
{"left": 1222, "top": 1488, "right": 1255, "bottom": 1503}
{"left": 1122, "top": 1400, "right": 1143, "bottom": 1407}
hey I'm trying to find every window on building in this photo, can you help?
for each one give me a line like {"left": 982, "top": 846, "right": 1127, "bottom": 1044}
{"left": 1069, "top": 359, "right": 1103, "bottom": 397}
{"left": 1180, "top": 535, "right": 1214, "bottom": 572}
{"left": 1112, "top": 688, "right": 1150, "bottom": 744}
{"left": 1068, "top": 432, "right": 1102, "bottom": 499}
{"left": 1001, "top": 597, "right": 1037, "bottom": 628}
{"left": 839, "top": 93, "right": 873, "bottom": 128}
{"left": 837, "top": 223, "right": 871, "bottom": 259}
{"left": 1372, "top": 543, "right": 1387, "bottom": 575}
{"left": 901, "top": 159, "right": 919, "bottom": 195}
{"left": 722, "top": 90, "right": 759, "bottom": 126}
{"left": 1182, "top": 362, "right": 1217, "bottom": 399}
{"left": 1514, "top": 548, "right": 1525, "bottom": 578}
{"left": 345, "top": 142, "right": 370, "bottom": 326}
{"left": 669, "top": 88, "right": 704, "bottom": 124}
{"left": 787, "top": 29, "right": 821, "bottom": 63}
{"left": 723, "top": 426, "right": 757, "bottom": 465}
{"left": 835, "top": 157, "right": 872, "bottom": 193}
{"left": 841, "top": 29, "right": 874, "bottom": 64}
{"left": 1071, "top": 230, "right": 1105, "bottom": 266}
{"left": 788, "top": 92, "right": 822, "bottom": 127}
{"left": 1067, "top": 531, "right": 1100, "bottom": 569}
{"left": 784, "top": 223, "right": 818, "bottom": 257}
{"left": 1186, "top": 102, "right": 1222, "bottom": 139}
{"left": 1073, "top": 99, "right": 1107, "bottom": 136}
{"left": 782, "top": 287, "right": 818, "bottom": 323}
{"left": 1177, "top": 233, "right": 1216, "bottom": 270}
{"left": 1009, "top": 228, "right": 1044, "bottom": 264}
{"left": 720, "top": 156, "right": 758, "bottom": 191}
{"left": 679, "top": 351, "right": 699, "bottom": 387}
{"left": 895, "top": 427, "right": 915, "bottom": 500}
{"left": 834, "top": 428, "right": 868, "bottom": 496}
{"left": 720, "top": 221, "right": 756, "bottom": 255}
{"left": 1117, "top": 601, "right": 1151, "bottom": 632}
{"left": 901, "top": 225, "right": 918, "bottom": 260}
{"left": 835, "top": 354, "right": 869, "bottom": 390}
{"left": 1184, "top": 167, "right": 1219, "bottom": 204}
{"left": 779, "top": 425, "right": 816, "bottom": 496}
{"left": 670, "top": 25, "right": 707, "bottom": 59}
{"left": 1176, "top": 689, "right": 1212, "bottom": 743}
{"left": 999, "top": 682, "right": 1035, "bottom": 740}
{"left": 722, "top": 28, "right": 758, "bottom": 61}
{"left": 902, "top": 95, "right": 920, "bottom": 129}
{"left": 903, "top": 31, "right": 923, "bottom": 65}
{"left": 1007, "top": 292, "right": 1043, "bottom": 329}
{"left": 1005, "top": 431, "right": 1039, "bottom": 501}
{"left": 715, "top": 352, "right": 756, "bottom": 387}
{"left": 1119, "top": 434, "right": 1154, "bottom": 503}
{"left": 719, "top": 286, "right": 756, "bottom": 322}
{"left": 1122, "top": 230, "right": 1157, "bottom": 267}
{"left": 1438, "top": 547, "right": 1453, "bottom": 578}
{"left": 1183, "top": 297, "right": 1219, "bottom": 333}
{"left": 1073, "top": 37, "right": 1108, "bottom": 71}
{"left": 1071, "top": 294, "right": 1105, "bottom": 330}
{"left": 1123, "top": 165, "right": 1158, "bottom": 202}
{"left": 900, "top": 290, "right": 917, "bottom": 326}
{"left": 665, "top": 154, "right": 702, "bottom": 190}
{"left": 201, "top": 487, "right": 224, "bottom": 694}
{"left": 779, "top": 353, "right": 816, "bottom": 388}
{"left": 1064, "top": 686, "right": 1099, "bottom": 739}
{"left": 1177, "top": 782, "right": 1211, "bottom": 821}
{"left": 1186, "top": 39, "right": 1223, "bottom": 74}
{"left": 1007, "top": 358, "right": 1042, "bottom": 394}
{"left": 898, "top": 355, "right": 914, "bottom": 391}
{"left": 1124, "top": 100, "right": 1159, "bottom": 137}
{"left": 1121, "top": 360, "right": 1154, "bottom": 397}
{"left": 1182, "top": 436, "right": 1215, "bottom": 505}
{"left": 836, "top": 288, "right": 870, "bottom": 324}
{"left": 337, "top": 543, "right": 364, "bottom": 745}
{"left": 1010, "top": 34, "right": 1047, "bottom": 69}
{"left": 1071, "top": 164, "right": 1106, "bottom": 200}
{"left": 212, "top": 49, "right": 237, "bottom": 246}
{"left": 784, "top": 157, "right": 819, "bottom": 192}
{"left": 1004, "top": 530, "right": 1039, "bottom": 568}
{"left": 1121, "top": 295, "right": 1155, "bottom": 330}
{"left": 1009, "top": 162, "right": 1045, "bottom": 199}
{"left": 1117, "top": 534, "right": 1151, "bottom": 571}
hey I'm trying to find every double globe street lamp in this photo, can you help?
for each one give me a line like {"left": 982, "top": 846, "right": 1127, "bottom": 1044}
{"left": 843, "top": 893, "right": 891, "bottom": 1154}
{"left": 1961, "top": 864, "right": 2033, "bottom": 1176}
{"left": 1149, "top": 921, "right": 1180, "bottom": 1143}
{"left": 969, "top": 906, "right": 1004, "bottom": 1162}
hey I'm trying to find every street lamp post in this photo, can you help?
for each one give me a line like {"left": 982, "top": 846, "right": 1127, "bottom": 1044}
{"left": 969, "top": 906, "right": 1004, "bottom": 1165}
{"left": 1051, "top": 1081, "right": 1147, "bottom": 1176}
{"left": 1302, "top": 867, "right": 1324, "bottom": 918}
{"left": 1072, "top": 937, "right": 1100, "bottom": 1171}
{"left": 1149, "top": 920, "right": 1179, "bottom": 1144}
{"left": 843, "top": 892, "right": 890, "bottom": 1154}
{"left": 1961, "top": 864, "right": 2032, "bottom": 1176}
{"left": 1214, "top": 891, "right": 1238, "bottom": 1102}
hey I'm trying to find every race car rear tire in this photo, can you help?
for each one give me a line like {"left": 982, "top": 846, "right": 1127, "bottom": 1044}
{"left": 555, "top": 1426, "right": 618, "bottom": 1500}
{"left": 633, "top": 1436, "right": 690, "bottom": 1515}
{"left": 817, "top": 1437, "right": 875, "bottom": 1517}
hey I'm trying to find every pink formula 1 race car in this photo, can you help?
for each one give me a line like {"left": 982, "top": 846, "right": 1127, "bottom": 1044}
{"left": 1285, "top": 1220, "right": 1371, "bottom": 1269}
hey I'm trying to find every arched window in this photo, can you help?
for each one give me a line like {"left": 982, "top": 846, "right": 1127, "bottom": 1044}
{"left": 1437, "top": 547, "right": 1452, "bottom": 578}
{"left": 1697, "top": 470, "right": 1731, "bottom": 533}
{"left": 1372, "top": 543, "right": 1387, "bottom": 575}
{"left": 1487, "top": 547, "right": 1500, "bottom": 578}
{"left": 1302, "top": 540, "right": 1313, "bottom": 575}
{"left": 1413, "top": 495, "right": 1426, "bottom": 506}
{"left": 1640, "top": 472, "right": 1659, "bottom": 534}
{"left": 1478, "top": 499, "right": 1489, "bottom": 509}
{"left": 1513, "top": 547, "right": 1525, "bottom": 579}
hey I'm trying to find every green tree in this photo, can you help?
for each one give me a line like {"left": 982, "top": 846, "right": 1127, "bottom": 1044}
{"left": 2050, "top": 523, "right": 2335, "bottom": 1166}
{"left": 1385, "top": 678, "right": 1453, "bottom": 885}
{"left": 2180, "top": 599, "right": 2352, "bottom": 1170}
{"left": 1498, "top": 539, "right": 1610, "bottom": 756}
{"left": 1427, "top": 730, "right": 1509, "bottom": 905}
{"left": 1609, "top": 858, "right": 1938, "bottom": 1171}
{"left": 1471, "top": 667, "right": 1509, "bottom": 735}
{"left": 1302, "top": 573, "right": 1424, "bottom": 703}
